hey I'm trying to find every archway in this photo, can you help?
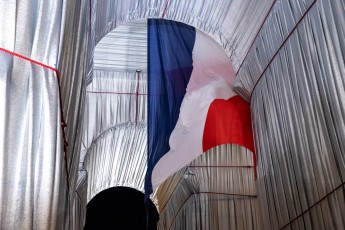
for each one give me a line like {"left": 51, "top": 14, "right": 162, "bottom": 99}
{"left": 81, "top": 18, "right": 258, "bottom": 229}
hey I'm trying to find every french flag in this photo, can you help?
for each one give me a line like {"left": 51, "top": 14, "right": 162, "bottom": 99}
{"left": 145, "top": 19, "right": 255, "bottom": 197}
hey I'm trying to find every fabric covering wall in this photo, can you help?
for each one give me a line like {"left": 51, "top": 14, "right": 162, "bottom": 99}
{"left": 81, "top": 1, "right": 274, "bottom": 228}
{"left": 89, "top": 0, "right": 274, "bottom": 84}
{"left": 0, "top": 0, "right": 90, "bottom": 229}
{"left": 156, "top": 144, "right": 258, "bottom": 230}
{"left": 1, "top": 0, "right": 345, "bottom": 229}
{"left": 0, "top": 50, "right": 65, "bottom": 230}
{"left": 235, "top": 0, "right": 345, "bottom": 229}
{"left": 81, "top": 19, "right": 258, "bottom": 230}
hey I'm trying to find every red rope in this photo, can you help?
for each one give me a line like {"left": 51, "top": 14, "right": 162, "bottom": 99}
{"left": 249, "top": 0, "right": 317, "bottom": 101}
{"left": 0, "top": 47, "right": 58, "bottom": 71}
{"left": 135, "top": 71, "right": 141, "bottom": 125}
{"left": 0, "top": 47, "right": 70, "bottom": 188}
{"left": 197, "top": 191, "right": 257, "bottom": 198}
{"left": 161, "top": 0, "right": 170, "bottom": 18}
{"left": 280, "top": 180, "right": 345, "bottom": 229}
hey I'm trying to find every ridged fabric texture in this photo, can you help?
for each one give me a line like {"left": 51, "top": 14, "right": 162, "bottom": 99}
{"left": 0, "top": 0, "right": 90, "bottom": 229}
{"left": 235, "top": 0, "right": 345, "bottom": 229}
{"left": 156, "top": 144, "right": 258, "bottom": 230}
{"left": 89, "top": 0, "right": 274, "bottom": 84}
{"left": 1, "top": 0, "right": 345, "bottom": 229}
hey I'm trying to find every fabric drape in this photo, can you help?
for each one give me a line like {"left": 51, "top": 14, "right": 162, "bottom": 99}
{"left": 88, "top": 0, "right": 274, "bottom": 83}
{"left": 81, "top": 69, "right": 148, "bottom": 203}
{"left": 235, "top": 0, "right": 345, "bottom": 228}
{"left": 156, "top": 144, "right": 259, "bottom": 230}
{"left": 0, "top": 51, "right": 66, "bottom": 230}
{"left": 145, "top": 19, "right": 196, "bottom": 197}
{"left": 84, "top": 122, "right": 148, "bottom": 202}
{"left": 0, "top": 0, "right": 90, "bottom": 228}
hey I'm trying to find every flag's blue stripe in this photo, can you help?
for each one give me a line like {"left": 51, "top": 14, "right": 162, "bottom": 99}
{"left": 145, "top": 19, "right": 196, "bottom": 197}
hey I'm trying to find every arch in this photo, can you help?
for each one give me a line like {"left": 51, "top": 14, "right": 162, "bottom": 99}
{"left": 80, "top": 68, "right": 147, "bottom": 163}
{"left": 82, "top": 11, "right": 261, "bottom": 229}
{"left": 90, "top": 0, "right": 274, "bottom": 71}
{"left": 83, "top": 121, "right": 146, "bottom": 165}
{"left": 93, "top": 4, "right": 229, "bottom": 56}
{"left": 83, "top": 122, "right": 148, "bottom": 202}
{"left": 83, "top": 15, "right": 257, "bottom": 208}
{"left": 156, "top": 144, "right": 257, "bottom": 229}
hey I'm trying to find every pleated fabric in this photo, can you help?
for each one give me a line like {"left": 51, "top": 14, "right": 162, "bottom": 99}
{"left": 88, "top": 0, "right": 274, "bottom": 83}
{"left": 0, "top": 0, "right": 91, "bottom": 229}
{"left": 0, "top": 50, "right": 65, "bottom": 230}
{"left": 81, "top": 69, "right": 149, "bottom": 203}
{"left": 235, "top": 0, "right": 345, "bottom": 229}
{"left": 156, "top": 144, "right": 259, "bottom": 230}
{"left": 2, "top": 0, "right": 345, "bottom": 229}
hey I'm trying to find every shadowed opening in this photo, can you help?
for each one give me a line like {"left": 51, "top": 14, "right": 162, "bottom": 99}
{"left": 84, "top": 187, "right": 159, "bottom": 229}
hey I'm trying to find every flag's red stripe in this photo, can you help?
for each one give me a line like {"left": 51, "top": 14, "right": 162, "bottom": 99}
{"left": 202, "top": 95, "right": 256, "bottom": 177}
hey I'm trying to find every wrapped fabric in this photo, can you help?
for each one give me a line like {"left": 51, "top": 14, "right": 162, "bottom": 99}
{"left": 0, "top": 50, "right": 66, "bottom": 230}
{"left": 234, "top": 0, "right": 315, "bottom": 100}
{"left": 236, "top": 0, "right": 345, "bottom": 228}
{"left": 84, "top": 122, "right": 148, "bottom": 202}
{"left": 0, "top": 0, "right": 90, "bottom": 228}
{"left": 156, "top": 144, "right": 259, "bottom": 230}
{"left": 80, "top": 70, "right": 147, "bottom": 163}
{"left": 88, "top": 0, "right": 274, "bottom": 83}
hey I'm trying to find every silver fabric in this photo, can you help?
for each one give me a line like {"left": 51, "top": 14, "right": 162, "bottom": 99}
{"left": 80, "top": 68, "right": 148, "bottom": 204}
{"left": 87, "top": 0, "right": 274, "bottom": 83}
{"left": 3, "top": 0, "right": 345, "bottom": 229}
{"left": 156, "top": 144, "right": 259, "bottom": 230}
{"left": 94, "top": 19, "right": 147, "bottom": 72}
{"left": 58, "top": 0, "right": 91, "bottom": 228}
{"left": 78, "top": 23, "right": 150, "bottom": 224}
{"left": 71, "top": 170, "right": 88, "bottom": 230}
{"left": 80, "top": 70, "right": 147, "bottom": 163}
{"left": 249, "top": 0, "right": 345, "bottom": 228}
{"left": 0, "top": 51, "right": 66, "bottom": 230}
{"left": 0, "top": 0, "right": 67, "bottom": 229}
{"left": 84, "top": 122, "right": 147, "bottom": 202}
{"left": 233, "top": 0, "right": 315, "bottom": 101}
{"left": 0, "top": 0, "right": 90, "bottom": 228}
{"left": 0, "top": 0, "right": 63, "bottom": 65}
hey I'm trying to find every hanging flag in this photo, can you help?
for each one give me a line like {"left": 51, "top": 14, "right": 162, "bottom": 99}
{"left": 145, "top": 19, "right": 255, "bottom": 198}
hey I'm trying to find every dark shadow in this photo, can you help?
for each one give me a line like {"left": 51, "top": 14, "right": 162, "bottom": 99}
{"left": 84, "top": 186, "right": 159, "bottom": 230}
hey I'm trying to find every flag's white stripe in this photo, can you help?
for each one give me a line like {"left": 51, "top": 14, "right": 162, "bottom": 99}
{"left": 152, "top": 30, "right": 236, "bottom": 190}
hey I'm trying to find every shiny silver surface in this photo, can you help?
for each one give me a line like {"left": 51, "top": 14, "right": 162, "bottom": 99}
{"left": 156, "top": 144, "right": 258, "bottom": 230}
{"left": 89, "top": 0, "right": 274, "bottom": 83}
{"left": 248, "top": 0, "right": 345, "bottom": 228}
{"left": 1, "top": 0, "right": 345, "bottom": 229}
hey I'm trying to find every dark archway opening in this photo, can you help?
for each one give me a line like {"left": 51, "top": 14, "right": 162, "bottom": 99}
{"left": 84, "top": 187, "right": 159, "bottom": 229}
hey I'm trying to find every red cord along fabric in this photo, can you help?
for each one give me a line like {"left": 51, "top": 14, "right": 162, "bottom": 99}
{"left": 235, "top": 0, "right": 277, "bottom": 76}
{"left": 161, "top": 0, "right": 170, "bottom": 18}
{"left": 248, "top": 0, "right": 317, "bottom": 101}
{"left": 0, "top": 46, "right": 69, "bottom": 180}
